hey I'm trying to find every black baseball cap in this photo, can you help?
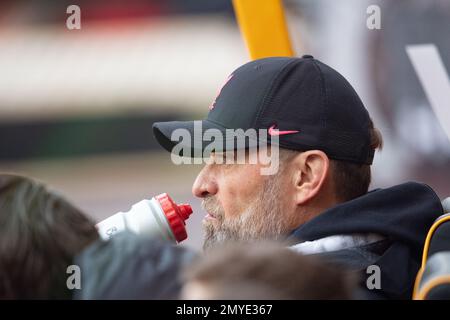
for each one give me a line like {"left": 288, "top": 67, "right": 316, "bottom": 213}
{"left": 153, "top": 55, "right": 375, "bottom": 165}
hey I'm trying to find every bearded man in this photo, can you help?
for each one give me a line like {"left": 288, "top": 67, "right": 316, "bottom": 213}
{"left": 153, "top": 56, "right": 444, "bottom": 299}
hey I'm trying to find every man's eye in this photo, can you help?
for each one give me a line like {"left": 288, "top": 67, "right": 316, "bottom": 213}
{"left": 211, "top": 151, "right": 248, "bottom": 164}
{"left": 212, "top": 153, "right": 230, "bottom": 163}
{"left": 213, "top": 154, "right": 224, "bottom": 163}
{"left": 225, "top": 152, "right": 240, "bottom": 163}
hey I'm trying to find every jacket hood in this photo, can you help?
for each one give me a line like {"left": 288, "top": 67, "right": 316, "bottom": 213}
{"left": 289, "top": 182, "right": 444, "bottom": 249}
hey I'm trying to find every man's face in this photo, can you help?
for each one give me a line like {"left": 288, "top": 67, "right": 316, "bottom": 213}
{"left": 192, "top": 150, "right": 296, "bottom": 250}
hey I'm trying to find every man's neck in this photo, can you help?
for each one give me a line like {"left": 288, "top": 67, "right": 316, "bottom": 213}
{"left": 292, "top": 196, "right": 342, "bottom": 229}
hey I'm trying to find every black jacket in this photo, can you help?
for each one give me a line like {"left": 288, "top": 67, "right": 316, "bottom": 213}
{"left": 287, "top": 182, "right": 444, "bottom": 299}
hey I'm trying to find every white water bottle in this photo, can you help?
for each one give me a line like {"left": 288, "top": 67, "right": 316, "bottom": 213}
{"left": 96, "top": 193, "right": 193, "bottom": 243}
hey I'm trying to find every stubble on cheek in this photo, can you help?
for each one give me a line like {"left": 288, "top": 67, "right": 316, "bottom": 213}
{"left": 201, "top": 174, "right": 289, "bottom": 251}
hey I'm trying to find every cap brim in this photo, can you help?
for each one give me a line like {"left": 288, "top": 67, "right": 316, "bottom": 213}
{"left": 152, "top": 120, "right": 261, "bottom": 158}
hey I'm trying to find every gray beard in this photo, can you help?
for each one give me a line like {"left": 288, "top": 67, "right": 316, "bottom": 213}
{"left": 202, "top": 175, "right": 288, "bottom": 252}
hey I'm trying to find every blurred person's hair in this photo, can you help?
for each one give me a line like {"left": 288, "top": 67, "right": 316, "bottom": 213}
{"left": 280, "top": 118, "right": 383, "bottom": 202}
{"left": 0, "top": 174, "right": 99, "bottom": 299}
{"left": 182, "top": 242, "right": 357, "bottom": 300}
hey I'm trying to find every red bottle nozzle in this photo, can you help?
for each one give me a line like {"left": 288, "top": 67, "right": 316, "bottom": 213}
{"left": 178, "top": 204, "right": 193, "bottom": 220}
{"left": 154, "top": 193, "right": 192, "bottom": 242}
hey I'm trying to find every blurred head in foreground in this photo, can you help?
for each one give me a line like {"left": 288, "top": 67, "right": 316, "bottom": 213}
{"left": 182, "top": 242, "right": 357, "bottom": 300}
{"left": 0, "top": 174, "right": 99, "bottom": 299}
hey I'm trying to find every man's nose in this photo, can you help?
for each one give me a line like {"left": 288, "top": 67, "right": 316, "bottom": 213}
{"left": 192, "top": 166, "right": 218, "bottom": 198}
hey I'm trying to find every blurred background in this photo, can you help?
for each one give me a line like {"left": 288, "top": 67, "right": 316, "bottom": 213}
{"left": 0, "top": 0, "right": 449, "bottom": 250}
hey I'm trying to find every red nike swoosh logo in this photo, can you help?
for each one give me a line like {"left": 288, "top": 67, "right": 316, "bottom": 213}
{"left": 268, "top": 125, "right": 300, "bottom": 136}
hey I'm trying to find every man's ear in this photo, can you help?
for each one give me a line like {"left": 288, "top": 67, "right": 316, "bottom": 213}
{"left": 292, "top": 150, "right": 330, "bottom": 205}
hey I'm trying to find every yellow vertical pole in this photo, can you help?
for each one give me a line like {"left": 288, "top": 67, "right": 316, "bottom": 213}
{"left": 232, "top": 0, "right": 294, "bottom": 60}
